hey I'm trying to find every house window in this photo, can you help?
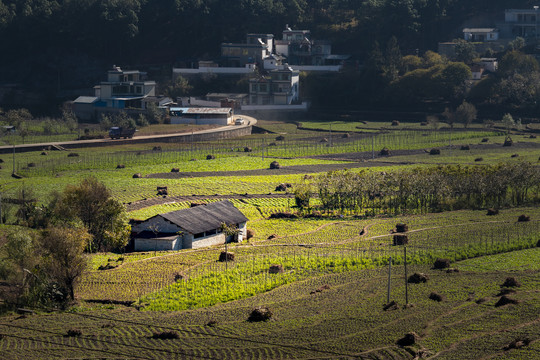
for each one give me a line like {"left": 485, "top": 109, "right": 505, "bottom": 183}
{"left": 194, "top": 232, "right": 204, "bottom": 239}
{"left": 136, "top": 86, "right": 142, "bottom": 94}
{"left": 251, "top": 84, "right": 257, "bottom": 92}
{"left": 259, "top": 84, "right": 268, "bottom": 92}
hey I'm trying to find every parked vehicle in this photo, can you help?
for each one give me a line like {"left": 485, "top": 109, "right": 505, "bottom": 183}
{"left": 235, "top": 118, "right": 245, "bottom": 125}
{"left": 109, "top": 127, "right": 136, "bottom": 139}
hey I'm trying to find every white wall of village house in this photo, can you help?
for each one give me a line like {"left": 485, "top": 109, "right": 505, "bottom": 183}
{"left": 134, "top": 237, "right": 180, "bottom": 251}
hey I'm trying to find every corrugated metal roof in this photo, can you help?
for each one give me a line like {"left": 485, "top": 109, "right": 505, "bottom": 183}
{"left": 463, "top": 28, "right": 498, "bottom": 33}
{"left": 160, "top": 200, "right": 248, "bottom": 234}
{"left": 74, "top": 96, "right": 98, "bottom": 104}
{"left": 169, "top": 107, "right": 232, "bottom": 114}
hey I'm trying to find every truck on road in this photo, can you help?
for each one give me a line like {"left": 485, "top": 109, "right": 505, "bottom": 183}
{"left": 109, "top": 127, "right": 136, "bottom": 139}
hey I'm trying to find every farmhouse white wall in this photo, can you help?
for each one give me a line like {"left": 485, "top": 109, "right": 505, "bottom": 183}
{"left": 134, "top": 237, "right": 180, "bottom": 251}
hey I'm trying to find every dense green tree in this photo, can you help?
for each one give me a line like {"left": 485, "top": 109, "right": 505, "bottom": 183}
{"left": 54, "top": 177, "right": 129, "bottom": 252}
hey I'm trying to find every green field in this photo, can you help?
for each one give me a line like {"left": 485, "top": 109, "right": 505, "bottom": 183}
{"left": 0, "top": 117, "right": 539, "bottom": 359}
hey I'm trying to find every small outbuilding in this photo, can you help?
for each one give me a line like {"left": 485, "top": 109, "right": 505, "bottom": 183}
{"left": 131, "top": 200, "right": 248, "bottom": 251}
{"left": 169, "top": 107, "right": 234, "bottom": 125}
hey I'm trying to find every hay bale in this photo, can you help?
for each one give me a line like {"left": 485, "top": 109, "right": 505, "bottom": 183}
{"left": 246, "top": 229, "right": 255, "bottom": 239}
{"left": 429, "top": 292, "right": 445, "bottom": 302}
{"left": 269, "top": 161, "right": 281, "bottom": 169}
{"left": 397, "top": 332, "right": 418, "bottom": 347}
{"left": 206, "top": 154, "right": 215, "bottom": 160}
{"left": 275, "top": 135, "right": 285, "bottom": 141}
{"left": 275, "top": 183, "right": 288, "bottom": 191}
{"left": 170, "top": 168, "right": 179, "bottom": 172}
{"left": 244, "top": 147, "right": 252, "bottom": 152}
{"left": 503, "top": 137, "right": 513, "bottom": 146}
{"left": 446, "top": 268, "right": 459, "bottom": 273}
{"left": 396, "top": 223, "right": 408, "bottom": 233}
{"left": 66, "top": 329, "right": 82, "bottom": 337}
{"left": 379, "top": 147, "right": 390, "bottom": 156}
{"left": 433, "top": 258, "right": 451, "bottom": 269}
{"left": 511, "top": 153, "right": 519, "bottom": 158}
{"left": 487, "top": 208, "right": 499, "bottom": 216}
{"left": 152, "top": 146, "right": 162, "bottom": 151}
{"left": 391, "top": 120, "right": 400, "bottom": 126}
{"left": 476, "top": 297, "right": 488, "bottom": 304}
{"left": 269, "top": 264, "right": 284, "bottom": 274}
{"left": 460, "top": 145, "right": 470, "bottom": 150}
{"left": 157, "top": 188, "right": 168, "bottom": 195}
{"left": 206, "top": 320, "right": 218, "bottom": 327}
{"left": 267, "top": 234, "right": 278, "bottom": 240}
{"left": 132, "top": 173, "right": 142, "bottom": 178}
{"left": 501, "top": 277, "right": 521, "bottom": 288}
{"left": 495, "top": 295, "right": 519, "bottom": 307}
{"left": 116, "top": 164, "right": 126, "bottom": 169}
{"left": 218, "top": 252, "right": 235, "bottom": 262}
{"left": 248, "top": 307, "right": 272, "bottom": 322}
{"left": 530, "top": 135, "right": 537, "bottom": 139}
{"left": 152, "top": 331, "right": 180, "bottom": 339}
{"left": 517, "top": 214, "right": 530, "bottom": 222}
{"left": 504, "top": 338, "right": 531, "bottom": 350}
{"left": 67, "top": 152, "right": 79, "bottom": 157}
{"left": 475, "top": 157, "right": 484, "bottom": 162}
{"left": 497, "top": 288, "right": 516, "bottom": 296}
{"left": 393, "top": 235, "right": 408, "bottom": 245}
{"left": 320, "top": 138, "right": 328, "bottom": 143}
{"left": 40, "top": 151, "right": 48, "bottom": 156}
{"left": 481, "top": 138, "right": 489, "bottom": 142}
{"left": 268, "top": 142, "right": 277, "bottom": 146}
{"left": 174, "top": 273, "right": 186, "bottom": 282}
{"left": 311, "top": 284, "right": 330, "bottom": 294}
{"left": 342, "top": 133, "right": 351, "bottom": 138}
{"left": 408, "top": 273, "right": 429, "bottom": 284}
{"left": 383, "top": 300, "right": 399, "bottom": 311}
{"left": 27, "top": 162, "right": 36, "bottom": 167}
{"left": 429, "top": 148, "right": 441, "bottom": 155}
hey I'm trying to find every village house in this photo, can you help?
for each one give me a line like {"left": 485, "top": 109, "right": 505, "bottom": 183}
{"left": 462, "top": 28, "right": 499, "bottom": 42}
{"left": 131, "top": 201, "right": 248, "bottom": 251}
{"left": 72, "top": 65, "right": 172, "bottom": 120}
{"left": 249, "top": 64, "right": 299, "bottom": 105}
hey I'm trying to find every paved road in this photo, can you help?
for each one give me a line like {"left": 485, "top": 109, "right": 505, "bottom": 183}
{"left": 0, "top": 116, "right": 257, "bottom": 154}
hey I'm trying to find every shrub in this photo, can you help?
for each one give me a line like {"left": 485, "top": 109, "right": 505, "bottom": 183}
{"left": 248, "top": 307, "right": 272, "bottom": 322}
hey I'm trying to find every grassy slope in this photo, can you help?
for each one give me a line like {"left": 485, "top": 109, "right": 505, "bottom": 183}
{"left": 0, "top": 249, "right": 538, "bottom": 359}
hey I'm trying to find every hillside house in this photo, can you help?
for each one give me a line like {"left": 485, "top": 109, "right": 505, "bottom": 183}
{"left": 72, "top": 65, "right": 172, "bottom": 120}
{"left": 463, "top": 28, "right": 499, "bottom": 41}
{"left": 249, "top": 64, "right": 299, "bottom": 105}
{"left": 131, "top": 201, "right": 248, "bottom": 251}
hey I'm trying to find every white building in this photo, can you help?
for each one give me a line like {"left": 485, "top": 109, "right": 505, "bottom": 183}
{"left": 249, "top": 65, "right": 299, "bottom": 105}
{"left": 463, "top": 28, "right": 499, "bottom": 41}
{"left": 131, "top": 201, "right": 248, "bottom": 251}
{"left": 168, "top": 107, "right": 234, "bottom": 125}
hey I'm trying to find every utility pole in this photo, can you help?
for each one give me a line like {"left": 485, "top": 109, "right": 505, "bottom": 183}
{"left": 404, "top": 246, "right": 409, "bottom": 305}
{"left": 387, "top": 256, "right": 392, "bottom": 303}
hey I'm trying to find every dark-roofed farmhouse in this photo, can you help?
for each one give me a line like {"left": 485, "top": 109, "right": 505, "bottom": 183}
{"left": 131, "top": 201, "right": 248, "bottom": 251}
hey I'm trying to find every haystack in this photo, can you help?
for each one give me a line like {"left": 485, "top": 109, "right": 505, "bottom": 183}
{"left": 408, "top": 273, "right": 429, "bottom": 284}
{"left": 429, "top": 292, "right": 445, "bottom": 302}
{"left": 433, "top": 258, "right": 451, "bottom": 269}
{"left": 248, "top": 307, "right": 272, "bottom": 322}
{"left": 495, "top": 295, "right": 519, "bottom": 307}
{"left": 269, "top": 264, "right": 284, "bottom": 274}
{"left": 270, "top": 161, "right": 281, "bottom": 169}
{"left": 429, "top": 148, "right": 441, "bottom": 155}
{"left": 501, "top": 277, "right": 521, "bottom": 288}
{"left": 397, "top": 332, "right": 418, "bottom": 346}
{"left": 218, "top": 252, "right": 235, "bottom": 262}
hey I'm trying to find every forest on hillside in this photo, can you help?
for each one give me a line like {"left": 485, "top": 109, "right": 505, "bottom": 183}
{"left": 0, "top": 0, "right": 537, "bottom": 113}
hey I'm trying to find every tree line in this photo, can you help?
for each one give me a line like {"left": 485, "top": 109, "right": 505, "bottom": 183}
{"left": 309, "top": 163, "right": 540, "bottom": 215}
